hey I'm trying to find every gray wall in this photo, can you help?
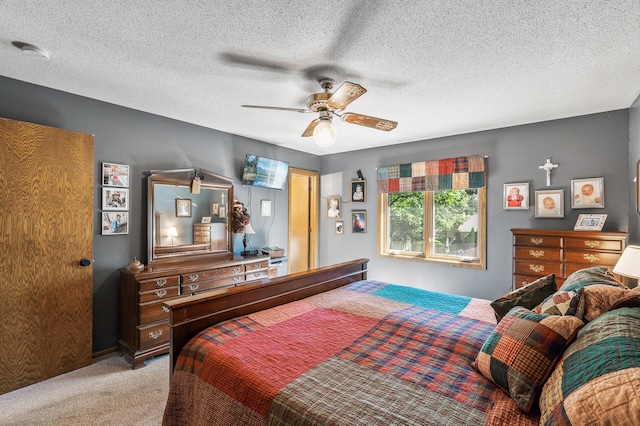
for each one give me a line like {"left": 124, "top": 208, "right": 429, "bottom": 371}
{"left": 320, "top": 110, "right": 632, "bottom": 300}
{"left": 0, "top": 76, "right": 320, "bottom": 353}
{"left": 1, "top": 74, "right": 636, "bottom": 353}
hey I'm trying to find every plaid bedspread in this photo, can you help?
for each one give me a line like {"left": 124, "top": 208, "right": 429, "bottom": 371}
{"left": 163, "top": 280, "right": 538, "bottom": 426}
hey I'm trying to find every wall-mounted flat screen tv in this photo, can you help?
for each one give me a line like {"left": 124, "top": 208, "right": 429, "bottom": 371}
{"left": 241, "top": 154, "right": 290, "bottom": 190}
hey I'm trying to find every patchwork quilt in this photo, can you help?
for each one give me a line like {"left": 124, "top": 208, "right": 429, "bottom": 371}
{"left": 163, "top": 280, "right": 538, "bottom": 426}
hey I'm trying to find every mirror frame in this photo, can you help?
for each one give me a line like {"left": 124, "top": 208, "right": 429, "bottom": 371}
{"left": 146, "top": 168, "right": 234, "bottom": 265}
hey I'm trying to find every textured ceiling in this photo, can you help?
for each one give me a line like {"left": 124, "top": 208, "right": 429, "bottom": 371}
{"left": 2, "top": 1, "right": 640, "bottom": 155}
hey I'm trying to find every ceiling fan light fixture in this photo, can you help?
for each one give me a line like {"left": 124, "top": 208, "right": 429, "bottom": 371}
{"left": 313, "top": 117, "right": 336, "bottom": 147}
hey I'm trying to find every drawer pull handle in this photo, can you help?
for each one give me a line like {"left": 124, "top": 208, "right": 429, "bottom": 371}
{"left": 529, "top": 264, "right": 545, "bottom": 273}
{"left": 162, "top": 306, "right": 170, "bottom": 313}
{"left": 155, "top": 279, "right": 167, "bottom": 288}
{"left": 148, "top": 330, "right": 163, "bottom": 340}
{"left": 253, "top": 273, "right": 262, "bottom": 277}
{"left": 233, "top": 276, "right": 241, "bottom": 282}
{"left": 232, "top": 267, "right": 242, "bottom": 273}
{"left": 188, "top": 283, "right": 199, "bottom": 292}
{"left": 583, "top": 254, "right": 600, "bottom": 263}
{"left": 530, "top": 238, "right": 544, "bottom": 245}
{"left": 529, "top": 250, "right": 544, "bottom": 258}
{"left": 155, "top": 290, "right": 167, "bottom": 298}
{"left": 188, "top": 274, "right": 199, "bottom": 282}
{"left": 584, "top": 240, "right": 600, "bottom": 248}
{"left": 252, "top": 264, "right": 261, "bottom": 269}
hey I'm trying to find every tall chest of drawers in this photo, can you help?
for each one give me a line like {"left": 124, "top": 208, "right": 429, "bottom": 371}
{"left": 511, "top": 229, "right": 628, "bottom": 290}
{"left": 118, "top": 255, "right": 269, "bottom": 368}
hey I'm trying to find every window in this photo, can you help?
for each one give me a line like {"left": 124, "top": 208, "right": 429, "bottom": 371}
{"left": 378, "top": 188, "right": 486, "bottom": 268}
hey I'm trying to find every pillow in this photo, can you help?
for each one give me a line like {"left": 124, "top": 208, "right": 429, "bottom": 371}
{"left": 474, "top": 306, "right": 583, "bottom": 412}
{"left": 533, "top": 288, "right": 585, "bottom": 319}
{"left": 581, "top": 284, "right": 640, "bottom": 322}
{"left": 539, "top": 307, "right": 640, "bottom": 425}
{"left": 490, "top": 274, "right": 556, "bottom": 321}
{"left": 558, "top": 266, "right": 626, "bottom": 292}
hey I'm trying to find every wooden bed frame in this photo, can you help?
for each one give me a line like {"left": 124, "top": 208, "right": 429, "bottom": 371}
{"left": 163, "top": 258, "right": 369, "bottom": 374}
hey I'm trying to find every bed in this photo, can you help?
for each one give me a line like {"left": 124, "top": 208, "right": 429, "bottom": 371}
{"left": 162, "top": 259, "right": 640, "bottom": 426}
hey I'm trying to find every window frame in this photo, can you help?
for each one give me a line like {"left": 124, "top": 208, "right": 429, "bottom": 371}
{"left": 377, "top": 187, "right": 486, "bottom": 269}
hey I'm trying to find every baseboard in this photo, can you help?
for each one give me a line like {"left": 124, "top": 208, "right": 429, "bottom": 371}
{"left": 92, "top": 346, "right": 118, "bottom": 362}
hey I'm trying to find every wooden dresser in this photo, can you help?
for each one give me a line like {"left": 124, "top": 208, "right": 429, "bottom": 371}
{"left": 511, "top": 229, "right": 628, "bottom": 289}
{"left": 118, "top": 255, "right": 269, "bottom": 368}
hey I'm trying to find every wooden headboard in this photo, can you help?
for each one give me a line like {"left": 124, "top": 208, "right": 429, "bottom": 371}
{"left": 163, "top": 258, "right": 369, "bottom": 374}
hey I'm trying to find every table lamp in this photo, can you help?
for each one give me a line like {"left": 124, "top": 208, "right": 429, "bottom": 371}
{"left": 167, "top": 226, "right": 178, "bottom": 246}
{"left": 241, "top": 223, "right": 255, "bottom": 256}
{"left": 613, "top": 245, "right": 640, "bottom": 284}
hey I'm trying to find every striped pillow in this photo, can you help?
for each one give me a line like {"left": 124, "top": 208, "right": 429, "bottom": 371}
{"left": 474, "top": 306, "right": 584, "bottom": 412}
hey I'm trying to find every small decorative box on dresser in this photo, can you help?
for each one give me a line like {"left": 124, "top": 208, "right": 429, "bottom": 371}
{"left": 119, "top": 255, "right": 269, "bottom": 368}
{"left": 511, "top": 229, "right": 628, "bottom": 290}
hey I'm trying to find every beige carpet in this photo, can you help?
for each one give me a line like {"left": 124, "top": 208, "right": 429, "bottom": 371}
{"left": 0, "top": 354, "right": 169, "bottom": 425}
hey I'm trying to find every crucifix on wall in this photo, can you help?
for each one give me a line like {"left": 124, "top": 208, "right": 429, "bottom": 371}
{"left": 539, "top": 158, "right": 559, "bottom": 186}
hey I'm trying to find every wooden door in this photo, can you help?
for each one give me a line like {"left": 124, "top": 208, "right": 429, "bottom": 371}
{"left": 0, "top": 117, "right": 94, "bottom": 394}
{"left": 288, "top": 168, "right": 318, "bottom": 274}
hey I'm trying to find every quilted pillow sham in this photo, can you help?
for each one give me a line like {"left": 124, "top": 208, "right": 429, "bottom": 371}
{"left": 532, "top": 288, "right": 584, "bottom": 319}
{"left": 539, "top": 307, "right": 640, "bottom": 425}
{"left": 558, "top": 266, "right": 625, "bottom": 292}
{"left": 581, "top": 284, "right": 640, "bottom": 322}
{"left": 474, "top": 306, "right": 583, "bottom": 412}
{"left": 490, "top": 274, "right": 556, "bottom": 322}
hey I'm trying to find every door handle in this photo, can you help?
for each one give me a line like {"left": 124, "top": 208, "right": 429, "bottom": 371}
{"left": 79, "top": 258, "right": 92, "bottom": 267}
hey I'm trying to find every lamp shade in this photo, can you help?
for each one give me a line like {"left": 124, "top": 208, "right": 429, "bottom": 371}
{"left": 613, "top": 245, "right": 640, "bottom": 279}
{"left": 313, "top": 119, "right": 337, "bottom": 147}
{"left": 244, "top": 222, "right": 256, "bottom": 234}
{"left": 167, "top": 226, "right": 178, "bottom": 237}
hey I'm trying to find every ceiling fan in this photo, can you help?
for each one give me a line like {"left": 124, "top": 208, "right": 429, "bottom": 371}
{"left": 241, "top": 78, "right": 398, "bottom": 147}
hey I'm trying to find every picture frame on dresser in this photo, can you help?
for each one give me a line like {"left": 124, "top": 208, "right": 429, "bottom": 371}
{"left": 535, "top": 189, "right": 564, "bottom": 218}
{"left": 574, "top": 214, "right": 607, "bottom": 231}
{"left": 571, "top": 177, "right": 604, "bottom": 209}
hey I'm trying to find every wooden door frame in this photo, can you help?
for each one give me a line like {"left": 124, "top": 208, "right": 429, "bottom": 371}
{"left": 288, "top": 168, "right": 319, "bottom": 271}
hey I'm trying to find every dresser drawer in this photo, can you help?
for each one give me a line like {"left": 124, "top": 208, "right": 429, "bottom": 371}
{"left": 138, "top": 322, "right": 169, "bottom": 350}
{"left": 565, "top": 237, "right": 625, "bottom": 252}
{"left": 514, "top": 247, "right": 562, "bottom": 262}
{"left": 514, "top": 260, "right": 562, "bottom": 277}
{"left": 565, "top": 251, "right": 621, "bottom": 267}
{"left": 245, "top": 270, "right": 269, "bottom": 282}
{"left": 181, "top": 276, "right": 244, "bottom": 294}
{"left": 181, "top": 266, "right": 244, "bottom": 283}
{"left": 138, "top": 276, "right": 179, "bottom": 292}
{"left": 514, "top": 235, "right": 562, "bottom": 248}
{"left": 139, "top": 298, "right": 175, "bottom": 324}
{"left": 139, "top": 286, "right": 179, "bottom": 303}
{"left": 513, "top": 273, "right": 563, "bottom": 290}
{"left": 245, "top": 261, "right": 269, "bottom": 272}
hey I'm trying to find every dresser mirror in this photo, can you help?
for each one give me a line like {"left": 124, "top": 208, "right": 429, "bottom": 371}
{"left": 147, "top": 168, "right": 234, "bottom": 264}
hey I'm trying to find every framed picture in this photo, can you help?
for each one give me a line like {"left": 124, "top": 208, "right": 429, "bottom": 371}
{"left": 535, "top": 189, "right": 564, "bottom": 218}
{"left": 201, "top": 216, "right": 212, "bottom": 223}
{"left": 101, "top": 187, "right": 128, "bottom": 210}
{"left": 351, "top": 180, "right": 366, "bottom": 203}
{"left": 102, "top": 162, "right": 129, "bottom": 187}
{"left": 261, "top": 199, "right": 272, "bottom": 216}
{"left": 574, "top": 214, "right": 607, "bottom": 231}
{"left": 335, "top": 221, "right": 344, "bottom": 235}
{"left": 101, "top": 212, "right": 128, "bottom": 235}
{"left": 503, "top": 183, "right": 529, "bottom": 210}
{"left": 176, "top": 199, "right": 191, "bottom": 217}
{"left": 571, "top": 177, "right": 604, "bottom": 209}
{"left": 218, "top": 206, "right": 226, "bottom": 218}
{"left": 327, "top": 196, "right": 341, "bottom": 218}
{"left": 211, "top": 203, "right": 219, "bottom": 215}
{"left": 351, "top": 210, "right": 366, "bottom": 233}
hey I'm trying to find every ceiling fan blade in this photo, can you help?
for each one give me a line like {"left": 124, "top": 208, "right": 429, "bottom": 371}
{"left": 327, "top": 81, "right": 367, "bottom": 110}
{"left": 302, "top": 119, "right": 320, "bottom": 137}
{"left": 340, "top": 113, "right": 398, "bottom": 131}
{"left": 241, "top": 105, "right": 312, "bottom": 113}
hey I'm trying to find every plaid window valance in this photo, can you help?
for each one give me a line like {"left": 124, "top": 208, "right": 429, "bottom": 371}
{"left": 377, "top": 155, "right": 486, "bottom": 194}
